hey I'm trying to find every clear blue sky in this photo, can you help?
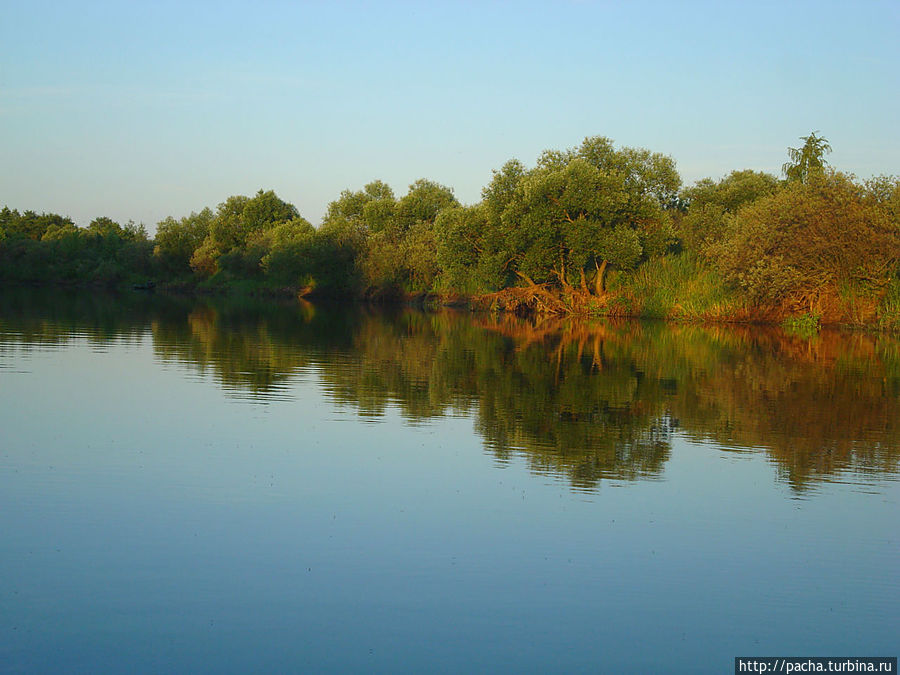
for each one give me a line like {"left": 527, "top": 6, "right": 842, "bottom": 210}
{"left": 2, "top": 0, "right": 898, "bottom": 230}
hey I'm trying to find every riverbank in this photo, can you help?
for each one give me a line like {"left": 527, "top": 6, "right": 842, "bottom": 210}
{"left": 9, "top": 251, "right": 900, "bottom": 336}
{"left": 439, "top": 253, "right": 900, "bottom": 334}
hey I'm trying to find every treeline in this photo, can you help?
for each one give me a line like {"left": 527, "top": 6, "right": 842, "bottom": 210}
{"left": 0, "top": 211, "right": 154, "bottom": 286}
{"left": 2, "top": 133, "right": 899, "bottom": 326}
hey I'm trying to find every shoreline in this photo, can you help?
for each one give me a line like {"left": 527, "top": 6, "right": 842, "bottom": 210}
{"left": 5, "top": 279, "right": 896, "bottom": 335}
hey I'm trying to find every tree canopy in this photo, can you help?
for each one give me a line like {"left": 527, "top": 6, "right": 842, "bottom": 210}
{"left": 3, "top": 131, "right": 898, "bottom": 326}
{"left": 782, "top": 132, "right": 832, "bottom": 184}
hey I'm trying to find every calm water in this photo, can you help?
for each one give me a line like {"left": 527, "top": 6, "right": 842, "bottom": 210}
{"left": 1, "top": 289, "right": 897, "bottom": 673}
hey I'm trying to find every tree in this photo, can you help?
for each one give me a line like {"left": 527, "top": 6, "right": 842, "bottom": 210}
{"left": 154, "top": 208, "right": 214, "bottom": 274}
{"left": 191, "top": 190, "right": 302, "bottom": 277}
{"left": 679, "top": 170, "right": 780, "bottom": 251}
{"left": 260, "top": 218, "right": 317, "bottom": 286}
{"left": 323, "top": 180, "right": 396, "bottom": 232}
{"left": 86, "top": 216, "right": 125, "bottom": 238}
{"left": 394, "top": 179, "right": 458, "bottom": 232}
{"left": 464, "top": 137, "right": 679, "bottom": 294}
{"left": 782, "top": 132, "right": 831, "bottom": 184}
{"left": 435, "top": 204, "right": 507, "bottom": 292}
{"left": 709, "top": 171, "right": 900, "bottom": 308}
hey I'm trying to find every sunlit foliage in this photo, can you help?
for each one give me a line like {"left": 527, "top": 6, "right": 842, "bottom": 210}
{"left": 1, "top": 131, "right": 897, "bottom": 327}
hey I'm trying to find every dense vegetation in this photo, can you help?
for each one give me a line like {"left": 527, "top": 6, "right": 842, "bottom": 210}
{"left": 2, "top": 133, "right": 899, "bottom": 327}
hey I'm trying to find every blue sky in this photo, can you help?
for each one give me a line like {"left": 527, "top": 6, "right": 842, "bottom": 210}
{"left": 2, "top": 0, "right": 898, "bottom": 230}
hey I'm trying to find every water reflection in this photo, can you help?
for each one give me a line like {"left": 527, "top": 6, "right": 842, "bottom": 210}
{"left": 2, "top": 288, "right": 898, "bottom": 492}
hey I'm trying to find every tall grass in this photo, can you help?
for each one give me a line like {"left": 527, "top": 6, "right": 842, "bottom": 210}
{"left": 877, "top": 278, "right": 900, "bottom": 331}
{"left": 607, "top": 252, "right": 746, "bottom": 321}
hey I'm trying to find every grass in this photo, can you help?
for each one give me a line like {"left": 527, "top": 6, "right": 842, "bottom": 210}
{"left": 606, "top": 252, "right": 745, "bottom": 321}
{"left": 877, "top": 278, "right": 900, "bottom": 331}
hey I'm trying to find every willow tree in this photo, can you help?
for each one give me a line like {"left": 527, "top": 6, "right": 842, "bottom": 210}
{"left": 463, "top": 136, "right": 680, "bottom": 294}
{"left": 782, "top": 132, "right": 831, "bottom": 184}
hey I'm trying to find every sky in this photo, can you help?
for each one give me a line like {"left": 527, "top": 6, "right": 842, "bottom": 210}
{"left": 2, "top": 0, "right": 898, "bottom": 231}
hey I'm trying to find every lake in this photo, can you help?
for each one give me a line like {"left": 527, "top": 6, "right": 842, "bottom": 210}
{"left": 1, "top": 289, "right": 897, "bottom": 673}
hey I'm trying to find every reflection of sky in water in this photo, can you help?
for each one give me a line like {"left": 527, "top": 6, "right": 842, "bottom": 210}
{"left": 0, "top": 303, "right": 898, "bottom": 672}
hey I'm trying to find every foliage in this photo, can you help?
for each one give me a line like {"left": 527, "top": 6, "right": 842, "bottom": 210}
{"left": 605, "top": 252, "right": 744, "bottom": 320}
{"left": 1, "top": 132, "right": 897, "bottom": 326}
{"left": 708, "top": 171, "right": 900, "bottom": 310}
{"left": 0, "top": 207, "right": 76, "bottom": 241}
{"left": 783, "top": 132, "right": 831, "bottom": 184}
{"left": 191, "top": 190, "right": 302, "bottom": 278}
{"left": 395, "top": 179, "right": 458, "bottom": 233}
{"left": 154, "top": 208, "right": 214, "bottom": 275}
{"left": 878, "top": 279, "right": 900, "bottom": 331}
{"left": 678, "top": 169, "right": 779, "bottom": 250}
{"left": 437, "top": 137, "right": 679, "bottom": 296}
{"left": 324, "top": 178, "right": 458, "bottom": 294}
{"left": 0, "top": 210, "right": 154, "bottom": 285}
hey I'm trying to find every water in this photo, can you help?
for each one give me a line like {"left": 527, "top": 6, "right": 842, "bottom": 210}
{"left": 1, "top": 289, "right": 897, "bottom": 673}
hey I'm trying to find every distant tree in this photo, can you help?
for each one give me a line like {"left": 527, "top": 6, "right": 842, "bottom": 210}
{"left": 782, "top": 132, "right": 831, "bottom": 184}
{"left": 122, "top": 221, "right": 149, "bottom": 241}
{"left": 391, "top": 180, "right": 459, "bottom": 291}
{"left": 323, "top": 180, "right": 397, "bottom": 233}
{"left": 683, "top": 170, "right": 780, "bottom": 214}
{"left": 41, "top": 221, "right": 81, "bottom": 241}
{"left": 327, "top": 178, "right": 458, "bottom": 293}
{"left": 394, "top": 179, "right": 458, "bottom": 232}
{"left": 190, "top": 190, "right": 301, "bottom": 278}
{"left": 154, "top": 208, "right": 214, "bottom": 274}
{"left": 0, "top": 208, "right": 75, "bottom": 241}
{"left": 86, "top": 216, "right": 124, "bottom": 238}
{"left": 260, "top": 218, "right": 317, "bottom": 286}
{"left": 435, "top": 204, "right": 506, "bottom": 292}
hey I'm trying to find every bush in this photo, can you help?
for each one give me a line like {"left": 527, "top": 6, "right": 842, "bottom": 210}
{"left": 709, "top": 172, "right": 900, "bottom": 309}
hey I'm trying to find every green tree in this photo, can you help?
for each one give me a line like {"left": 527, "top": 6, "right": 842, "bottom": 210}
{"left": 323, "top": 180, "right": 396, "bottom": 232}
{"left": 260, "top": 218, "right": 317, "bottom": 286}
{"left": 332, "top": 178, "right": 458, "bottom": 293}
{"left": 190, "top": 190, "right": 302, "bottom": 278}
{"left": 0, "top": 209, "right": 76, "bottom": 241}
{"left": 435, "top": 204, "right": 507, "bottom": 292}
{"left": 154, "top": 208, "right": 214, "bottom": 274}
{"left": 782, "top": 132, "right": 831, "bottom": 184}
{"left": 467, "top": 137, "right": 679, "bottom": 294}
{"left": 679, "top": 170, "right": 780, "bottom": 251}
{"left": 394, "top": 179, "right": 458, "bottom": 232}
{"left": 86, "top": 216, "right": 125, "bottom": 238}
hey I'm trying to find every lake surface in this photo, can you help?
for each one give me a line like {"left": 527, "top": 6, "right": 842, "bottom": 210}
{"left": 1, "top": 289, "right": 897, "bottom": 673}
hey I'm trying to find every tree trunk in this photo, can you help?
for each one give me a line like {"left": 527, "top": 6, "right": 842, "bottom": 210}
{"left": 515, "top": 270, "right": 538, "bottom": 286}
{"left": 556, "top": 251, "right": 572, "bottom": 290}
{"left": 594, "top": 259, "right": 608, "bottom": 296}
{"left": 579, "top": 267, "right": 589, "bottom": 293}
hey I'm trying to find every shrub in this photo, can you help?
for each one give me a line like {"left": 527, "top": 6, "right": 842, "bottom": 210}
{"left": 709, "top": 172, "right": 900, "bottom": 309}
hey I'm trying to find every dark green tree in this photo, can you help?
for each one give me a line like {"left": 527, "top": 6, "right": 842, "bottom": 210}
{"left": 154, "top": 208, "right": 214, "bottom": 274}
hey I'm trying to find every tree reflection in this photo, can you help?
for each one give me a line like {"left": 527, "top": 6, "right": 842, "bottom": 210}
{"left": 2, "top": 288, "right": 898, "bottom": 491}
